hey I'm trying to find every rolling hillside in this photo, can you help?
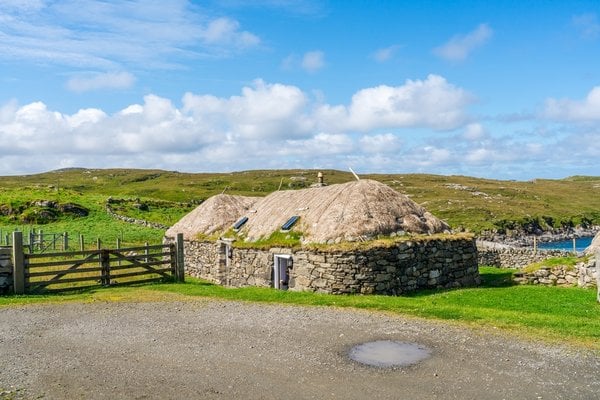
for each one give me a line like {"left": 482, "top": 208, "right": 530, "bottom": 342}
{"left": 1, "top": 168, "right": 599, "bottom": 237}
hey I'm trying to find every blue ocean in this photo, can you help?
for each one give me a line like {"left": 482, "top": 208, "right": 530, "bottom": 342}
{"left": 537, "top": 236, "right": 593, "bottom": 252}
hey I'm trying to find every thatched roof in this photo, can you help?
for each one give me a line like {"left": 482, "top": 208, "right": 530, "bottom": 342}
{"left": 165, "top": 194, "right": 259, "bottom": 240}
{"left": 584, "top": 231, "right": 600, "bottom": 255}
{"left": 167, "top": 179, "right": 449, "bottom": 243}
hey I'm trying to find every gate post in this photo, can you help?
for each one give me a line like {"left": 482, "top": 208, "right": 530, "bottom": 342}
{"left": 176, "top": 233, "right": 185, "bottom": 282}
{"left": 100, "top": 249, "right": 111, "bottom": 286}
{"left": 11, "top": 231, "right": 26, "bottom": 294}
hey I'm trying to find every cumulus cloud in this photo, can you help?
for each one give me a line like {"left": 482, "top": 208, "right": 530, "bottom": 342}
{"left": 433, "top": 23, "right": 492, "bottom": 62}
{"left": 301, "top": 51, "right": 325, "bottom": 72}
{"left": 572, "top": 13, "right": 600, "bottom": 39}
{"left": 543, "top": 86, "right": 600, "bottom": 121}
{"left": 66, "top": 71, "right": 135, "bottom": 92}
{"left": 0, "top": 76, "right": 519, "bottom": 176}
{"left": 343, "top": 74, "right": 473, "bottom": 131}
{"left": 183, "top": 79, "right": 313, "bottom": 139}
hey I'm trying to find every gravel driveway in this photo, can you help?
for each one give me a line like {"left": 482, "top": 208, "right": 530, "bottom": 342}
{"left": 0, "top": 300, "right": 598, "bottom": 400}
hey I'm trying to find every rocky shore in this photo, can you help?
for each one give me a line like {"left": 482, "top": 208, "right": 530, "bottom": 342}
{"left": 477, "top": 226, "right": 600, "bottom": 248}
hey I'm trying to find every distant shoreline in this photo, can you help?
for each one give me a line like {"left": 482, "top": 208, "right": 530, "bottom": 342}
{"left": 478, "top": 226, "right": 599, "bottom": 248}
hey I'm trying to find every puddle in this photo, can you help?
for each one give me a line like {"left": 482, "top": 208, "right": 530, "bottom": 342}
{"left": 349, "top": 340, "right": 431, "bottom": 368}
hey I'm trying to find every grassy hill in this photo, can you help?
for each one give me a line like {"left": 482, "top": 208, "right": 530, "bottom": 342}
{"left": 1, "top": 168, "right": 599, "bottom": 243}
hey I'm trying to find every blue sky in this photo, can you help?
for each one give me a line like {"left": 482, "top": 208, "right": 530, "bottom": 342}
{"left": 1, "top": 0, "right": 599, "bottom": 179}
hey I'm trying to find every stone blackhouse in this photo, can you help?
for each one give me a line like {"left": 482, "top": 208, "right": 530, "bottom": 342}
{"left": 165, "top": 178, "right": 480, "bottom": 294}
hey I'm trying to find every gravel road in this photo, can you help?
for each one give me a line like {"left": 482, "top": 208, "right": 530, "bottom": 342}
{"left": 1, "top": 300, "right": 598, "bottom": 400}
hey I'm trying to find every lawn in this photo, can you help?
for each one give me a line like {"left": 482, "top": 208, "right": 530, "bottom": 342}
{"left": 1, "top": 267, "right": 598, "bottom": 350}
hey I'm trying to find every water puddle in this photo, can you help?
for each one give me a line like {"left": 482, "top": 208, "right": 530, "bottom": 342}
{"left": 349, "top": 340, "right": 431, "bottom": 368}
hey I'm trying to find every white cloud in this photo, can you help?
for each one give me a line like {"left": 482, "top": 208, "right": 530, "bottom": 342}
{"left": 7, "top": 77, "right": 554, "bottom": 177}
{"left": 0, "top": 0, "right": 260, "bottom": 72}
{"left": 285, "top": 133, "right": 354, "bottom": 156}
{"left": 463, "top": 123, "right": 486, "bottom": 140}
{"left": 572, "top": 13, "right": 600, "bottom": 39}
{"left": 66, "top": 71, "right": 135, "bottom": 92}
{"left": 372, "top": 45, "right": 401, "bottom": 62}
{"left": 543, "top": 86, "right": 600, "bottom": 121}
{"left": 183, "top": 79, "right": 312, "bottom": 140}
{"left": 201, "top": 17, "right": 260, "bottom": 48}
{"left": 301, "top": 50, "right": 325, "bottom": 73}
{"left": 344, "top": 74, "right": 472, "bottom": 131}
{"left": 0, "top": 0, "right": 45, "bottom": 12}
{"left": 433, "top": 23, "right": 492, "bottom": 62}
{"left": 359, "top": 133, "right": 402, "bottom": 154}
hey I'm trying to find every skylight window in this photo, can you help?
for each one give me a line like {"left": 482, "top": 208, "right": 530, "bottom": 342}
{"left": 281, "top": 215, "right": 299, "bottom": 231}
{"left": 233, "top": 216, "right": 248, "bottom": 230}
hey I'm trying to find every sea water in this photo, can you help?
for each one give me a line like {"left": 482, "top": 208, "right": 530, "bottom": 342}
{"left": 537, "top": 236, "right": 593, "bottom": 252}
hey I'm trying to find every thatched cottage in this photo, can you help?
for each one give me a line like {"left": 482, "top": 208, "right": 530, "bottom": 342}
{"left": 165, "top": 179, "right": 479, "bottom": 294}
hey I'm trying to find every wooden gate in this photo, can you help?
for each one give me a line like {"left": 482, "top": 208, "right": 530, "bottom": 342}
{"left": 10, "top": 232, "right": 185, "bottom": 294}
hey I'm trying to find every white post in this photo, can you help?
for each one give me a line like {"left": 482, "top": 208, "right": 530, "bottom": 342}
{"left": 116, "top": 238, "right": 122, "bottom": 267}
{"left": 596, "top": 251, "right": 600, "bottom": 303}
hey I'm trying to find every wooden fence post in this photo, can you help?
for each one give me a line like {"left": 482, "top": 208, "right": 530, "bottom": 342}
{"left": 176, "top": 233, "right": 185, "bottom": 282}
{"left": 79, "top": 234, "right": 84, "bottom": 251}
{"left": 63, "top": 232, "right": 69, "bottom": 251}
{"left": 100, "top": 249, "right": 111, "bottom": 286}
{"left": 11, "top": 231, "right": 26, "bottom": 295}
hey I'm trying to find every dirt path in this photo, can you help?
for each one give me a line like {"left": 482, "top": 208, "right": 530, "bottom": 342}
{"left": 1, "top": 300, "right": 598, "bottom": 399}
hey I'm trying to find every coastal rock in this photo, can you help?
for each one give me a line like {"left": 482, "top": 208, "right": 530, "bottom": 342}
{"left": 584, "top": 231, "right": 600, "bottom": 255}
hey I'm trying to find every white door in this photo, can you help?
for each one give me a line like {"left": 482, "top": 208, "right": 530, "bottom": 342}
{"left": 274, "top": 255, "right": 291, "bottom": 290}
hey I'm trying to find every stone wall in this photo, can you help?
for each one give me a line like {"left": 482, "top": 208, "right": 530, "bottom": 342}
{"left": 513, "top": 256, "right": 597, "bottom": 288}
{"left": 105, "top": 205, "right": 169, "bottom": 230}
{"left": 179, "top": 237, "right": 479, "bottom": 295}
{"left": 477, "top": 241, "right": 570, "bottom": 268}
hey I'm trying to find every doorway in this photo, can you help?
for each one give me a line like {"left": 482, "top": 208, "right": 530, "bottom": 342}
{"left": 273, "top": 255, "right": 291, "bottom": 290}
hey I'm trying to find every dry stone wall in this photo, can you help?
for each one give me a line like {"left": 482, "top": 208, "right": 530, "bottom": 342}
{"left": 477, "top": 241, "right": 570, "bottom": 268}
{"left": 513, "top": 256, "right": 597, "bottom": 288}
{"left": 179, "top": 237, "right": 479, "bottom": 295}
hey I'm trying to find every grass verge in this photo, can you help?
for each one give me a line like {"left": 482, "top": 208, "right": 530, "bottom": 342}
{"left": 1, "top": 267, "right": 599, "bottom": 350}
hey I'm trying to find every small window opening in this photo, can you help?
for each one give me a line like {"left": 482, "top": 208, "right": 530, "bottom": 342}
{"left": 281, "top": 215, "right": 299, "bottom": 231}
{"left": 233, "top": 216, "right": 248, "bottom": 231}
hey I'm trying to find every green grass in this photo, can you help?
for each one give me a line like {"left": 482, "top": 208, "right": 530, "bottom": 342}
{"left": 2, "top": 267, "right": 598, "bottom": 350}
{"left": 523, "top": 255, "right": 590, "bottom": 273}
{"left": 0, "top": 187, "right": 165, "bottom": 247}
{"left": 233, "top": 229, "right": 304, "bottom": 249}
{"left": 1, "top": 168, "right": 599, "bottom": 234}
